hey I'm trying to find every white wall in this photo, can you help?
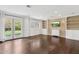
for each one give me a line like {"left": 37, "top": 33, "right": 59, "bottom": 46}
{"left": 42, "top": 29, "right": 79, "bottom": 40}
{"left": 52, "top": 30, "right": 79, "bottom": 40}
{"left": 42, "top": 29, "right": 48, "bottom": 35}
{"left": 66, "top": 30, "right": 79, "bottom": 40}
{"left": 42, "top": 29, "right": 79, "bottom": 41}
{"left": 52, "top": 30, "right": 59, "bottom": 36}
{"left": 42, "top": 29, "right": 60, "bottom": 36}
{"left": 29, "top": 18, "right": 42, "bottom": 36}
{"left": 23, "top": 17, "right": 42, "bottom": 37}
{"left": 23, "top": 17, "right": 30, "bottom": 37}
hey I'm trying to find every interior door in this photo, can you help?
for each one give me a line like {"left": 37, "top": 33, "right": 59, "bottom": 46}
{"left": 30, "top": 19, "right": 40, "bottom": 36}
{"left": 14, "top": 17, "right": 23, "bottom": 38}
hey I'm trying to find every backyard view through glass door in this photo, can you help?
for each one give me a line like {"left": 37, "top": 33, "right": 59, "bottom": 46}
{"left": 4, "top": 16, "right": 13, "bottom": 40}
{"left": 4, "top": 16, "right": 23, "bottom": 40}
{"left": 14, "top": 18, "right": 23, "bottom": 38}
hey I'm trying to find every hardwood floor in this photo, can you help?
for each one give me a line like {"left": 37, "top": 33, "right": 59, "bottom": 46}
{"left": 0, "top": 34, "right": 79, "bottom": 54}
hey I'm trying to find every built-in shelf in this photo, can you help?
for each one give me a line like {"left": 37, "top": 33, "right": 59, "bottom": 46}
{"left": 42, "top": 20, "right": 47, "bottom": 29}
{"left": 67, "top": 16, "right": 79, "bottom": 30}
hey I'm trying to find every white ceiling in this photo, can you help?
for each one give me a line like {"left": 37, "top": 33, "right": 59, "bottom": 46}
{"left": 0, "top": 5, "right": 79, "bottom": 20}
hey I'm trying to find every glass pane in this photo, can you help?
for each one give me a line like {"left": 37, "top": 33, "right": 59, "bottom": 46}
{"left": 4, "top": 16, "right": 12, "bottom": 39}
{"left": 14, "top": 18, "right": 22, "bottom": 38}
{"left": 51, "top": 21, "right": 60, "bottom": 27}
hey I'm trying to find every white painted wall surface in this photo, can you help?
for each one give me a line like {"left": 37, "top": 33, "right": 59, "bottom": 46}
{"left": 29, "top": 18, "right": 42, "bottom": 36}
{"left": 66, "top": 30, "right": 79, "bottom": 40}
{"left": 52, "top": 30, "right": 60, "bottom": 36}
{"left": 23, "top": 17, "right": 30, "bottom": 37}
{"left": 42, "top": 29, "right": 60, "bottom": 36}
{"left": 42, "top": 29, "right": 48, "bottom": 35}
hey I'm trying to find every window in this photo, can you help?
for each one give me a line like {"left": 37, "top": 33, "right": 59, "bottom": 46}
{"left": 51, "top": 21, "right": 60, "bottom": 27}
{"left": 4, "top": 15, "right": 23, "bottom": 40}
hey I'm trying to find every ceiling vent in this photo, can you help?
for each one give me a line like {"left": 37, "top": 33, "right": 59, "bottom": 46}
{"left": 26, "top": 5, "right": 31, "bottom": 8}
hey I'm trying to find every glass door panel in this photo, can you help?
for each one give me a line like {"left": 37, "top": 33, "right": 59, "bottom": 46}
{"left": 4, "top": 16, "right": 13, "bottom": 40}
{"left": 14, "top": 18, "right": 23, "bottom": 38}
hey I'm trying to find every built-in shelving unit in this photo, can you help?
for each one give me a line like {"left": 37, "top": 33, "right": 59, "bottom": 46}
{"left": 42, "top": 20, "right": 47, "bottom": 29}
{"left": 67, "top": 16, "right": 79, "bottom": 30}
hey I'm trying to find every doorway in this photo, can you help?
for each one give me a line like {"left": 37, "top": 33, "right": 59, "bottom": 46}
{"left": 13, "top": 17, "right": 23, "bottom": 38}
{"left": 4, "top": 15, "right": 23, "bottom": 40}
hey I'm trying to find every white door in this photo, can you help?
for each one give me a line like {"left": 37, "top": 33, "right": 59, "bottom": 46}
{"left": 30, "top": 19, "right": 41, "bottom": 36}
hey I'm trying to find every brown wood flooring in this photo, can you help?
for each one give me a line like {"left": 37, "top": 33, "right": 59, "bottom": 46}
{"left": 0, "top": 34, "right": 79, "bottom": 54}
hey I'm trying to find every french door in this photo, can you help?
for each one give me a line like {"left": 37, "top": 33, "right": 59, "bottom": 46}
{"left": 4, "top": 15, "right": 23, "bottom": 40}
{"left": 30, "top": 19, "right": 41, "bottom": 36}
{"left": 4, "top": 16, "right": 13, "bottom": 40}
{"left": 13, "top": 17, "right": 23, "bottom": 38}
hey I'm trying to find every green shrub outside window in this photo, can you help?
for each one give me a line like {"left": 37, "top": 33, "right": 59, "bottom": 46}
{"left": 51, "top": 22, "right": 60, "bottom": 27}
